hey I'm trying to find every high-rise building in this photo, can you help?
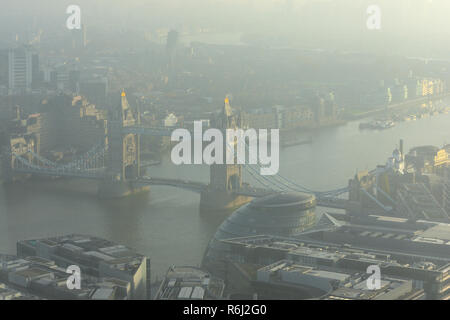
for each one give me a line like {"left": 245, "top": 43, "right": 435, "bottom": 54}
{"left": 166, "top": 29, "right": 179, "bottom": 68}
{"left": 7, "top": 45, "right": 39, "bottom": 93}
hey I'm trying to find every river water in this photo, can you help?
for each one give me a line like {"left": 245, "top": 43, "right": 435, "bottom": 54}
{"left": 1, "top": 112, "right": 450, "bottom": 280}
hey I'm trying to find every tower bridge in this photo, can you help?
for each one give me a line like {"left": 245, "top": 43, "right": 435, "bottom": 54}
{"left": 5, "top": 92, "right": 351, "bottom": 211}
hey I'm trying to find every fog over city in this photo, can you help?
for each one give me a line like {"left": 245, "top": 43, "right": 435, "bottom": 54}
{"left": 2, "top": 0, "right": 450, "bottom": 56}
{"left": 0, "top": 0, "right": 450, "bottom": 304}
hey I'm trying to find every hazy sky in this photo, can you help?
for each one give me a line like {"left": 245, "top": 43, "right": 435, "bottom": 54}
{"left": 1, "top": 0, "right": 450, "bottom": 54}
{"left": 2, "top": 0, "right": 448, "bottom": 30}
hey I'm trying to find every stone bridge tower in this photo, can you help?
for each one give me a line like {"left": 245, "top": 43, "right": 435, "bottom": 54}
{"left": 200, "top": 97, "right": 251, "bottom": 213}
{"left": 98, "top": 91, "right": 147, "bottom": 198}
{"left": 209, "top": 97, "right": 243, "bottom": 191}
{"left": 108, "top": 91, "right": 140, "bottom": 180}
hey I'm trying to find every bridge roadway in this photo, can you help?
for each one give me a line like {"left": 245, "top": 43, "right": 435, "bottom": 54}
{"left": 135, "top": 177, "right": 208, "bottom": 192}
{"left": 13, "top": 167, "right": 106, "bottom": 179}
{"left": 12, "top": 167, "right": 354, "bottom": 210}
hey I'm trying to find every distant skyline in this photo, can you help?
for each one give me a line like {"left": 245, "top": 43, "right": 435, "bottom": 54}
{"left": 1, "top": 0, "right": 450, "bottom": 57}
{"left": 1, "top": 0, "right": 448, "bottom": 31}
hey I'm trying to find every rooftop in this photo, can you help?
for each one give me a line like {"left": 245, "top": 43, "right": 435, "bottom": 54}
{"left": 155, "top": 266, "right": 225, "bottom": 300}
{"left": 0, "top": 254, "right": 133, "bottom": 300}
{"left": 221, "top": 234, "right": 450, "bottom": 270}
{"left": 249, "top": 192, "right": 315, "bottom": 209}
{"left": 17, "top": 234, "right": 147, "bottom": 276}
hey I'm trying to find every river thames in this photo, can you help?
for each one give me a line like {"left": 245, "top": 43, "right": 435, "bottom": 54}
{"left": 1, "top": 111, "right": 450, "bottom": 279}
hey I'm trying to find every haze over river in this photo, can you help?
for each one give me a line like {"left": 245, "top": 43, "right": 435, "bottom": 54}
{"left": 2, "top": 112, "right": 450, "bottom": 279}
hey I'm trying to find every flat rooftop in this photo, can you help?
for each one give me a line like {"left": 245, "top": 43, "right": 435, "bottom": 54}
{"left": 17, "top": 234, "right": 147, "bottom": 275}
{"left": 155, "top": 266, "right": 224, "bottom": 300}
{"left": 221, "top": 234, "right": 449, "bottom": 269}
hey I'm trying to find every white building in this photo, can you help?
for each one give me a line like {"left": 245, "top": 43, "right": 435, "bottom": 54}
{"left": 164, "top": 113, "right": 178, "bottom": 127}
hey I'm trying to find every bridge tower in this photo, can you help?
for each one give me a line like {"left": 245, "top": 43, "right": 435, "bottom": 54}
{"left": 209, "top": 97, "right": 243, "bottom": 191}
{"left": 200, "top": 97, "right": 251, "bottom": 212}
{"left": 98, "top": 91, "right": 148, "bottom": 198}
{"left": 108, "top": 90, "right": 140, "bottom": 180}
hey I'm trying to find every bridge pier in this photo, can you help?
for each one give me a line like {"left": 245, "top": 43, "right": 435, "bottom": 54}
{"left": 97, "top": 180, "right": 150, "bottom": 199}
{"left": 199, "top": 188, "right": 252, "bottom": 213}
